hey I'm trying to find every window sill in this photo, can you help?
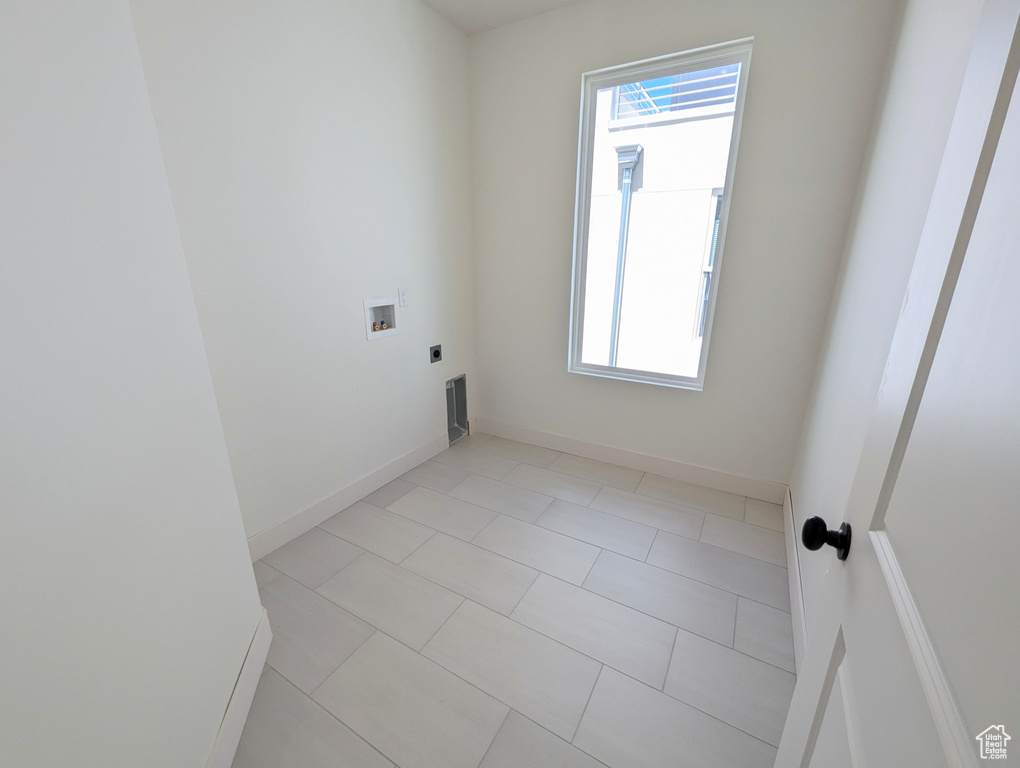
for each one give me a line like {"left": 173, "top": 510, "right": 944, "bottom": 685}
{"left": 568, "top": 361, "right": 704, "bottom": 391}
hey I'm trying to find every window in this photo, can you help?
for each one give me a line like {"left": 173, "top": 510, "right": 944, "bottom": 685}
{"left": 568, "top": 40, "right": 752, "bottom": 389}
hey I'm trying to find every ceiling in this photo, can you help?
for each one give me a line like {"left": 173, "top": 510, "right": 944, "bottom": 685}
{"left": 420, "top": 0, "right": 583, "bottom": 34}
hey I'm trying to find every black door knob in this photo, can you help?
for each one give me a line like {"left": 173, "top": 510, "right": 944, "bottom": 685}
{"left": 801, "top": 516, "right": 852, "bottom": 561}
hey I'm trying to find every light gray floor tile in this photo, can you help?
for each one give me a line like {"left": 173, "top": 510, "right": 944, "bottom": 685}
{"left": 252, "top": 560, "right": 282, "bottom": 590}
{"left": 574, "top": 667, "right": 777, "bottom": 768}
{"left": 472, "top": 515, "right": 600, "bottom": 585}
{"left": 401, "top": 533, "right": 539, "bottom": 615}
{"left": 503, "top": 464, "right": 601, "bottom": 506}
{"left": 744, "top": 498, "right": 785, "bottom": 532}
{"left": 388, "top": 486, "right": 497, "bottom": 541}
{"left": 589, "top": 486, "right": 704, "bottom": 541}
{"left": 479, "top": 711, "right": 605, "bottom": 768}
{"left": 232, "top": 666, "right": 392, "bottom": 768}
{"left": 319, "top": 501, "right": 435, "bottom": 563}
{"left": 664, "top": 628, "right": 796, "bottom": 747}
{"left": 313, "top": 632, "right": 508, "bottom": 768}
{"left": 636, "top": 474, "right": 746, "bottom": 520}
{"left": 458, "top": 431, "right": 494, "bottom": 448}
{"left": 734, "top": 597, "right": 796, "bottom": 673}
{"left": 401, "top": 460, "right": 471, "bottom": 493}
{"left": 316, "top": 553, "right": 463, "bottom": 651}
{"left": 431, "top": 445, "right": 518, "bottom": 479}
{"left": 700, "top": 513, "right": 786, "bottom": 566}
{"left": 423, "top": 601, "right": 601, "bottom": 740}
{"left": 241, "top": 437, "right": 800, "bottom": 766}
{"left": 511, "top": 575, "right": 675, "bottom": 688}
{"left": 259, "top": 575, "right": 375, "bottom": 693}
{"left": 262, "top": 527, "right": 364, "bottom": 589}
{"left": 583, "top": 551, "right": 737, "bottom": 646}
{"left": 477, "top": 436, "right": 561, "bottom": 467}
{"left": 547, "top": 454, "right": 643, "bottom": 492}
{"left": 363, "top": 478, "right": 416, "bottom": 509}
{"left": 449, "top": 474, "right": 554, "bottom": 523}
{"left": 536, "top": 500, "right": 656, "bottom": 560}
{"left": 647, "top": 531, "right": 791, "bottom": 611}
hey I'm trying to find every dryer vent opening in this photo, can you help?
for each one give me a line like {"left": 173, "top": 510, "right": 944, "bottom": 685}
{"left": 446, "top": 375, "right": 467, "bottom": 444}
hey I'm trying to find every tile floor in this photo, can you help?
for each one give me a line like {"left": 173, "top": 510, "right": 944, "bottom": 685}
{"left": 234, "top": 433, "right": 796, "bottom": 768}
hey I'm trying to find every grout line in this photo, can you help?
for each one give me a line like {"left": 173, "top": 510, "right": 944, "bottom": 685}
{"left": 475, "top": 449, "right": 559, "bottom": 471}
{"left": 577, "top": 569, "right": 734, "bottom": 647}
{"left": 647, "top": 534, "right": 790, "bottom": 591}
{"left": 502, "top": 573, "right": 678, "bottom": 682}
{"left": 469, "top": 512, "right": 501, "bottom": 543}
{"left": 506, "top": 710, "right": 613, "bottom": 767}
{"left": 450, "top": 474, "right": 557, "bottom": 515}
{"left": 578, "top": 546, "right": 601, "bottom": 585}
{"left": 455, "top": 588, "right": 649, "bottom": 691}
{"left": 263, "top": 655, "right": 398, "bottom": 768}
{"left": 408, "top": 601, "right": 614, "bottom": 743}
{"left": 668, "top": 614, "right": 795, "bottom": 676}
{"left": 394, "top": 537, "right": 538, "bottom": 610}
{"left": 535, "top": 499, "right": 662, "bottom": 538}
{"left": 308, "top": 550, "right": 368, "bottom": 591}
{"left": 570, "top": 664, "right": 604, "bottom": 744}
{"left": 576, "top": 491, "right": 710, "bottom": 542}
{"left": 468, "top": 540, "right": 595, "bottom": 588}
{"left": 493, "top": 463, "right": 519, "bottom": 480}
{"left": 645, "top": 529, "right": 659, "bottom": 563}
{"left": 584, "top": 483, "right": 605, "bottom": 508}
{"left": 531, "top": 515, "right": 648, "bottom": 559}
{"left": 252, "top": 559, "right": 284, "bottom": 590}
{"left": 474, "top": 709, "right": 511, "bottom": 768}
{"left": 418, "top": 595, "right": 467, "bottom": 651}
{"left": 455, "top": 466, "right": 685, "bottom": 556}
{"left": 507, "top": 569, "right": 543, "bottom": 616}
{"left": 661, "top": 625, "right": 679, "bottom": 692}
{"left": 312, "top": 612, "right": 526, "bottom": 719}
{"left": 398, "top": 530, "right": 438, "bottom": 565}
{"left": 575, "top": 550, "right": 795, "bottom": 654}
{"left": 316, "top": 523, "right": 366, "bottom": 542}
{"left": 434, "top": 446, "right": 521, "bottom": 481}
{"left": 515, "top": 569, "right": 753, "bottom": 676}
{"left": 305, "top": 628, "right": 378, "bottom": 699}
{"left": 654, "top": 672, "right": 788, "bottom": 749}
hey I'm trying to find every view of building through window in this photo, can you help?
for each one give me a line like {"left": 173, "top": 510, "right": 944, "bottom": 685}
{"left": 573, "top": 52, "right": 747, "bottom": 386}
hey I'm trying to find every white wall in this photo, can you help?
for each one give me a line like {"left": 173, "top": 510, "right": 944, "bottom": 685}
{"left": 788, "top": 0, "right": 985, "bottom": 622}
{"left": 128, "top": 0, "right": 475, "bottom": 541}
{"left": 469, "top": 0, "right": 901, "bottom": 486}
{"left": 0, "top": 2, "right": 262, "bottom": 765}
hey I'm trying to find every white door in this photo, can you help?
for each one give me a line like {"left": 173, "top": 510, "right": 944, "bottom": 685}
{"left": 776, "top": 0, "right": 1020, "bottom": 765}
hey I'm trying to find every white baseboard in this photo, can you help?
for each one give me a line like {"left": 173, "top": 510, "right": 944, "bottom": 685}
{"left": 205, "top": 607, "right": 272, "bottom": 768}
{"left": 473, "top": 418, "right": 786, "bottom": 504}
{"left": 784, "top": 487, "right": 807, "bottom": 672}
{"left": 246, "top": 434, "right": 448, "bottom": 561}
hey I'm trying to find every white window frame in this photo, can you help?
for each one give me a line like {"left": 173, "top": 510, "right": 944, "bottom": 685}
{"left": 567, "top": 39, "right": 753, "bottom": 390}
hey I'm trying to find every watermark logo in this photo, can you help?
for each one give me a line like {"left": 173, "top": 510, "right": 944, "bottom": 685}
{"left": 976, "top": 725, "right": 1010, "bottom": 760}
